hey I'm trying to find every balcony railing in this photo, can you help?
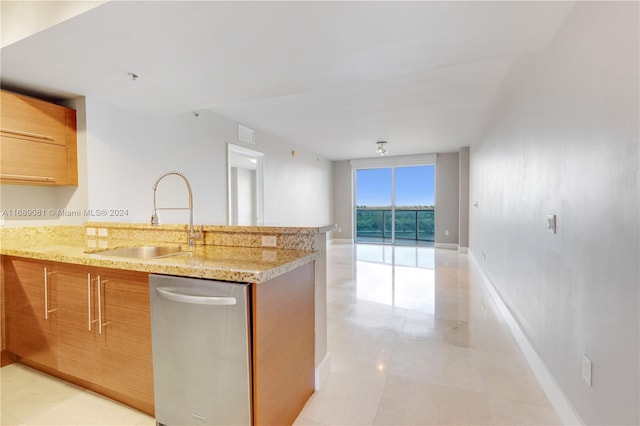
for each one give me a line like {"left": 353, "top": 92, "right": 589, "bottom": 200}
{"left": 356, "top": 208, "right": 434, "bottom": 242}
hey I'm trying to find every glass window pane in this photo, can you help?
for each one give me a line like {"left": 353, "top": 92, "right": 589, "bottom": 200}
{"left": 395, "top": 166, "right": 435, "bottom": 242}
{"left": 356, "top": 168, "right": 392, "bottom": 244}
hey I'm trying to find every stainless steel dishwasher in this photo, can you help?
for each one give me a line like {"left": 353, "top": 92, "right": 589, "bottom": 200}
{"left": 149, "top": 274, "right": 251, "bottom": 426}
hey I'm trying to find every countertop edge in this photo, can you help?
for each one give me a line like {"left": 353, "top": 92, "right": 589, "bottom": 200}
{"left": 0, "top": 246, "right": 320, "bottom": 283}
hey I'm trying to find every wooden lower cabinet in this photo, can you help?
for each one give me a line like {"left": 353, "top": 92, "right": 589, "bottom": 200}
{"left": 98, "top": 268, "right": 154, "bottom": 412}
{"left": 2, "top": 255, "right": 315, "bottom": 424}
{"left": 3, "top": 257, "right": 58, "bottom": 369}
{"left": 252, "top": 261, "right": 315, "bottom": 426}
{"left": 3, "top": 257, "right": 153, "bottom": 415}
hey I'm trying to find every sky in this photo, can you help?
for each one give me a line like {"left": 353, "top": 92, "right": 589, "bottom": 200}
{"left": 356, "top": 165, "right": 435, "bottom": 207}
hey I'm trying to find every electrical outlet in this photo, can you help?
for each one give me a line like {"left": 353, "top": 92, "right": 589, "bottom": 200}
{"left": 261, "top": 236, "right": 277, "bottom": 247}
{"left": 582, "top": 354, "right": 592, "bottom": 386}
{"left": 98, "top": 228, "right": 108, "bottom": 237}
{"left": 445, "top": 229, "right": 449, "bottom": 236}
{"left": 86, "top": 227, "right": 96, "bottom": 236}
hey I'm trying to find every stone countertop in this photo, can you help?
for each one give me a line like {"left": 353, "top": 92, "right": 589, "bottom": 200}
{"left": 0, "top": 240, "right": 319, "bottom": 283}
{"left": 85, "top": 222, "right": 337, "bottom": 234}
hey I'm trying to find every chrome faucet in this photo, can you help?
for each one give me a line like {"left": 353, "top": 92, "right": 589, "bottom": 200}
{"left": 151, "top": 171, "right": 202, "bottom": 247}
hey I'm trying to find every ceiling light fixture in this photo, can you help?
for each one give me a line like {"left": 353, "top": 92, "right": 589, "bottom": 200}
{"left": 128, "top": 72, "right": 140, "bottom": 81}
{"left": 376, "top": 141, "right": 387, "bottom": 156}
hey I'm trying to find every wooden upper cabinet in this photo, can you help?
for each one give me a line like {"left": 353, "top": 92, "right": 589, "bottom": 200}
{"left": 0, "top": 90, "right": 78, "bottom": 186}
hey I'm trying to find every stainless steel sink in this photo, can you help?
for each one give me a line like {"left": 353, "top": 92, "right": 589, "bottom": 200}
{"left": 93, "top": 246, "right": 186, "bottom": 259}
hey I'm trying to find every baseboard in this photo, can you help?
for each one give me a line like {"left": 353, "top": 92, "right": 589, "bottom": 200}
{"left": 468, "top": 250, "right": 584, "bottom": 426}
{"left": 434, "top": 242, "right": 459, "bottom": 250}
{"left": 458, "top": 246, "right": 468, "bottom": 253}
{"left": 315, "top": 352, "right": 331, "bottom": 390}
{"left": 329, "top": 238, "right": 353, "bottom": 245}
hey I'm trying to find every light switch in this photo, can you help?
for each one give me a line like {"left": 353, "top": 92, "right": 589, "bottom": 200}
{"left": 546, "top": 214, "right": 556, "bottom": 234}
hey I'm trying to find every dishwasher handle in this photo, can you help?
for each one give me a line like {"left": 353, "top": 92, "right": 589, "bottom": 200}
{"left": 156, "top": 287, "right": 237, "bottom": 305}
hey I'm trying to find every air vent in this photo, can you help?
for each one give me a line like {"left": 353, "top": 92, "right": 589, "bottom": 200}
{"left": 238, "top": 125, "right": 255, "bottom": 144}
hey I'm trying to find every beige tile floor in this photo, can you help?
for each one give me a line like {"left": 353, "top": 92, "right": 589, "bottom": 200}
{"left": 0, "top": 244, "right": 561, "bottom": 425}
{"left": 294, "top": 244, "right": 561, "bottom": 426}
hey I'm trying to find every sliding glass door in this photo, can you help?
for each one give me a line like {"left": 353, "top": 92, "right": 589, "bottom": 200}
{"left": 355, "top": 165, "right": 435, "bottom": 245}
{"left": 355, "top": 168, "right": 393, "bottom": 243}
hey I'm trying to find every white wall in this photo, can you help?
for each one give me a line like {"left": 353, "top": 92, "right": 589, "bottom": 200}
{"left": 332, "top": 160, "right": 353, "bottom": 240}
{"left": 435, "top": 152, "right": 459, "bottom": 245}
{"left": 259, "top": 133, "right": 333, "bottom": 227}
{"left": 84, "top": 98, "right": 332, "bottom": 227}
{"left": 458, "top": 147, "right": 469, "bottom": 249}
{"left": 469, "top": 2, "right": 638, "bottom": 424}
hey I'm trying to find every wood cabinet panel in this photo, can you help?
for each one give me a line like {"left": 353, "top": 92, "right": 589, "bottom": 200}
{"left": 0, "top": 135, "right": 68, "bottom": 184}
{"left": 56, "top": 264, "right": 153, "bottom": 413}
{"left": 3, "top": 257, "right": 57, "bottom": 369}
{"left": 0, "top": 90, "right": 77, "bottom": 186}
{"left": 56, "top": 266, "right": 101, "bottom": 381}
{"left": 2, "top": 257, "right": 153, "bottom": 415}
{"left": 1, "top": 91, "right": 66, "bottom": 146}
{"left": 98, "top": 268, "right": 154, "bottom": 413}
{"left": 252, "top": 262, "right": 315, "bottom": 426}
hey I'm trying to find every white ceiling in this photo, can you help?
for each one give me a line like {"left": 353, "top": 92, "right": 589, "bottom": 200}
{"left": 0, "top": 1, "right": 575, "bottom": 160}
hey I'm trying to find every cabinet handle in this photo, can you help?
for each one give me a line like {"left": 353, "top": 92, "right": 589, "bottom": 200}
{"left": 1, "top": 128, "right": 55, "bottom": 141}
{"left": 97, "top": 275, "right": 110, "bottom": 334}
{"left": 88, "top": 273, "right": 95, "bottom": 331}
{"left": 43, "top": 268, "right": 57, "bottom": 319}
{"left": 0, "top": 174, "right": 55, "bottom": 183}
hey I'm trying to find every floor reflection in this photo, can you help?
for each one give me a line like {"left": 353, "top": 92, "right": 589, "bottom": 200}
{"left": 294, "top": 243, "right": 561, "bottom": 425}
{"left": 356, "top": 244, "right": 436, "bottom": 313}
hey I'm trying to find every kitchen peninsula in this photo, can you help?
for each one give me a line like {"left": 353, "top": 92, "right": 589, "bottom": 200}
{"left": 0, "top": 222, "right": 335, "bottom": 425}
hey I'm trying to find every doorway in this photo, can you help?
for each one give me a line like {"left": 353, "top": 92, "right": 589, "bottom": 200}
{"left": 354, "top": 164, "right": 435, "bottom": 245}
{"left": 227, "top": 144, "right": 264, "bottom": 226}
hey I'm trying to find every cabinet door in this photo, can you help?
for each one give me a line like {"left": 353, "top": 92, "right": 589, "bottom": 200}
{"left": 3, "top": 257, "right": 58, "bottom": 368}
{"left": 0, "top": 90, "right": 77, "bottom": 186}
{"left": 0, "top": 90, "right": 66, "bottom": 145}
{"left": 98, "top": 268, "right": 154, "bottom": 412}
{"left": 0, "top": 135, "right": 68, "bottom": 184}
{"left": 56, "top": 264, "right": 101, "bottom": 382}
